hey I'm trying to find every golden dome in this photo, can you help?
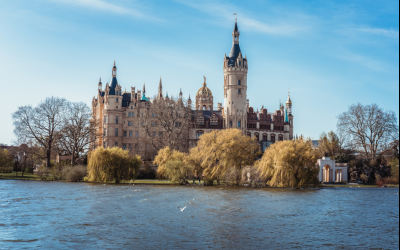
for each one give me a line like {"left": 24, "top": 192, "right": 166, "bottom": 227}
{"left": 196, "top": 76, "right": 213, "bottom": 97}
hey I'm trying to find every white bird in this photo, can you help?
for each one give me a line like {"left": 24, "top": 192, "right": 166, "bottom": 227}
{"left": 179, "top": 206, "right": 187, "bottom": 212}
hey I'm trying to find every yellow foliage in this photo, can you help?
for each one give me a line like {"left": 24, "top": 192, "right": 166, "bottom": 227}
{"left": 188, "top": 129, "right": 260, "bottom": 184}
{"left": 154, "top": 147, "right": 187, "bottom": 179}
{"left": 87, "top": 147, "right": 141, "bottom": 183}
{"left": 164, "top": 160, "right": 193, "bottom": 184}
{"left": 255, "top": 139, "right": 320, "bottom": 188}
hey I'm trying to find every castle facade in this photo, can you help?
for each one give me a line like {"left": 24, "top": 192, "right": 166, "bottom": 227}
{"left": 92, "top": 20, "right": 294, "bottom": 159}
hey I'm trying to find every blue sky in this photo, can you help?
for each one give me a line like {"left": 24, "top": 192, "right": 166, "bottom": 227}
{"left": 0, "top": 0, "right": 398, "bottom": 145}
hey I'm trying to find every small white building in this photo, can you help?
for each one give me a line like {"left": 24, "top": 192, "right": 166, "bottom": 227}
{"left": 317, "top": 157, "right": 348, "bottom": 183}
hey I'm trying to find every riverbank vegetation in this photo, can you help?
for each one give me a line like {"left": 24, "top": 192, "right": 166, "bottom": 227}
{"left": 87, "top": 147, "right": 141, "bottom": 184}
{"left": 256, "top": 139, "right": 320, "bottom": 188}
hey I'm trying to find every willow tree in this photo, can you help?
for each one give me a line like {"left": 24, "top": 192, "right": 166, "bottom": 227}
{"left": 188, "top": 129, "right": 260, "bottom": 185}
{"left": 256, "top": 139, "right": 320, "bottom": 188}
{"left": 87, "top": 147, "right": 141, "bottom": 183}
{"left": 164, "top": 160, "right": 193, "bottom": 185}
{"left": 154, "top": 146, "right": 187, "bottom": 179}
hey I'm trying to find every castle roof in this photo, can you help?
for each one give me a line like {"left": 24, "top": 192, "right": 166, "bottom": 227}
{"left": 109, "top": 76, "right": 118, "bottom": 95}
{"left": 196, "top": 77, "right": 212, "bottom": 97}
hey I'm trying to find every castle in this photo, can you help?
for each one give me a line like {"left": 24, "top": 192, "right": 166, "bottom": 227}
{"left": 92, "top": 20, "right": 294, "bottom": 159}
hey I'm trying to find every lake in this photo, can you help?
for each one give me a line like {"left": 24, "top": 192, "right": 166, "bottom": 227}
{"left": 0, "top": 180, "right": 398, "bottom": 249}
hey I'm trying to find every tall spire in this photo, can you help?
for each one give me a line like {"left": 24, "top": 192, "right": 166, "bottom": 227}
{"left": 143, "top": 83, "right": 146, "bottom": 94}
{"left": 99, "top": 77, "right": 102, "bottom": 83}
{"left": 159, "top": 77, "right": 162, "bottom": 90}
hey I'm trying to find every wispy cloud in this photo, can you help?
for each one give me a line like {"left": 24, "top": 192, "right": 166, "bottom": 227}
{"left": 50, "top": 0, "right": 163, "bottom": 21}
{"left": 337, "top": 52, "right": 390, "bottom": 72}
{"left": 175, "top": 0, "right": 310, "bottom": 36}
{"left": 356, "top": 27, "right": 399, "bottom": 39}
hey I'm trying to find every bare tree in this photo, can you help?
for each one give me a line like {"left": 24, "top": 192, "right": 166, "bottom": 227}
{"left": 12, "top": 97, "right": 68, "bottom": 168}
{"left": 337, "top": 103, "right": 399, "bottom": 162}
{"left": 58, "top": 102, "right": 101, "bottom": 165}
{"left": 140, "top": 97, "right": 193, "bottom": 154}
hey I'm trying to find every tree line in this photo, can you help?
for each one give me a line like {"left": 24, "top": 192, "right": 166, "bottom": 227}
{"left": 317, "top": 103, "right": 399, "bottom": 184}
{"left": 12, "top": 97, "right": 99, "bottom": 167}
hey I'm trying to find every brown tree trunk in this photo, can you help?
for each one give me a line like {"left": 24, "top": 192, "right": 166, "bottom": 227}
{"left": 46, "top": 150, "right": 51, "bottom": 169}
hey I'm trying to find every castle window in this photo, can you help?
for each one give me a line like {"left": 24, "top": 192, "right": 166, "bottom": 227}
{"left": 238, "top": 121, "right": 241, "bottom": 128}
{"left": 115, "top": 128, "right": 118, "bottom": 137}
{"left": 255, "top": 133, "right": 260, "bottom": 141}
{"left": 123, "top": 144, "right": 127, "bottom": 150}
{"left": 104, "top": 128, "right": 107, "bottom": 136}
{"left": 197, "top": 116, "right": 204, "bottom": 125}
{"left": 128, "top": 121, "right": 131, "bottom": 126}
{"left": 239, "top": 61, "right": 241, "bottom": 66}
{"left": 196, "top": 131, "right": 204, "bottom": 139}
{"left": 116, "top": 98, "right": 118, "bottom": 102}
{"left": 279, "top": 135, "right": 284, "bottom": 141}
{"left": 129, "top": 144, "right": 132, "bottom": 150}
{"left": 104, "top": 116, "right": 108, "bottom": 124}
{"left": 115, "top": 142, "right": 118, "bottom": 147}
{"left": 159, "top": 132, "right": 163, "bottom": 137}
{"left": 290, "top": 120, "right": 292, "bottom": 126}
{"left": 136, "top": 132, "right": 139, "bottom": 138}
{"left": 129, "top": 131, "right": 133, "bottom": 137}
{"left": 230, "top": 121, "right": 233, "bottom": 128}
{"left": 238, "top": 89, "right": 241, "bottom": 94}
{"left": 263, "top": 134, "right": 268, "bottom": 141}
{"left": 151, "top": 122, "right": 155, "bottom": 127}
{"left": 123, "top": 131, "right": 127, "bottom": 137}
{"left": 103, "top": 142, "right": 106, "bottom": 148}
{"left": 129, "top": 113, "right": 131, "bottom": 117}
{"left": 153, "top": 133, "right": 156, "bottom": 138}
{"left": 210, "top": 115, "right": 218, "bottom": 126}
{"left": 115, "top": 116, "right": 118, "bottom": 124}
{"left": 131, "top": 112, "right": 135, "bottom": 117}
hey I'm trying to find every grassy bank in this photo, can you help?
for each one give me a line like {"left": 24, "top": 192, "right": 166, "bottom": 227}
{"left": 0, "top": 172, "right": 42, "bottom": 181}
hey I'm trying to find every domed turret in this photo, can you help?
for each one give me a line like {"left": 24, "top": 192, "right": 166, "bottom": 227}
{"left": 195, "top": 76, "right": 214, "bottom": 111}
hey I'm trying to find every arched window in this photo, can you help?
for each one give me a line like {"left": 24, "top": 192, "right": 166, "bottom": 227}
{"left": 279, "top": 134, "right": 284, "bottom": 141}
{"left": 203, "top": 106, "right": 206, "bottom": 111}
{"left": 209, "top": 106, "right": 212, "bottom": 110}
{"left": 247, "top": 132, "right": 251, "bottom": 137}
{"left": 255, "top": 133, "right": 260, "bottom": 141}
{"left": 271, "top": 134, "right": 275, "bottom": 143}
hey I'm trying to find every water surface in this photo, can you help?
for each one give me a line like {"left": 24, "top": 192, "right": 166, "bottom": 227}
{"left": 0, "top": 180, "right": 398, "bottom": 249}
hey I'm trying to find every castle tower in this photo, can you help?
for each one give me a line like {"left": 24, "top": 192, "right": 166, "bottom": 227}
{"left": 223, "top": 19, "right": 248, "bottom": 130}
{"left": 196, "top": 76, "right": 213, "bottom": 110}
{"left": 286, "top": 92, "right": 293, "bottom": 139}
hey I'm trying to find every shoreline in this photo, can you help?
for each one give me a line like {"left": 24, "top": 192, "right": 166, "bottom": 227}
{"left": 1, "top": 176, "right": 398, "bottom": 189}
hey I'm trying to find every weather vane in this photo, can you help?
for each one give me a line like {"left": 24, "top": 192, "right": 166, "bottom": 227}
{"left": 233, "top": 13, "right": 237, "bottom": 21}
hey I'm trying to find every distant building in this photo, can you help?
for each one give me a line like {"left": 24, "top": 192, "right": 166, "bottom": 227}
{"left": 317, "top": 156, "right": 348, "bottom": 183}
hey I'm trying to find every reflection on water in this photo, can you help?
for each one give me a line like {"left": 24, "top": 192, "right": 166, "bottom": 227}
{"left": 0, "top": 180, "right": 398, "bottom": 249}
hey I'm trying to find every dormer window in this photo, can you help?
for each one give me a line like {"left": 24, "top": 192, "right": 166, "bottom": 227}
{"left": 239, "top": 61, "right": 241, "bottom": 66}
{"left": 116, "top": 91, "right": 118, "bottom": 95}
{"left": 238, "top": 80, "right": 241, "bottom": 85}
